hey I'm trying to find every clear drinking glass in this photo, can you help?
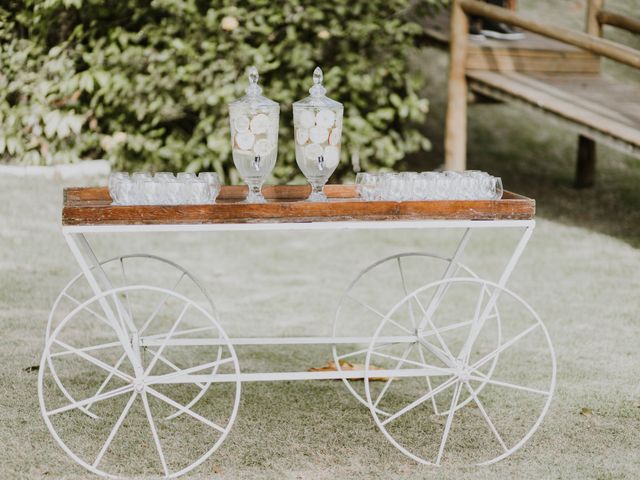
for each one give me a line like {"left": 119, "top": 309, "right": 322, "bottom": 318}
{"left": 108, "top": 172, "right": 129, "bottom": 204}
{"left": 199, "top": 172, "right": 222, "bottom": 203}
{"left": 228, "top": 66, "right": 279, "bottom": 203}
{"left": 293, "top": 67, "right": 344, "bottom": 202}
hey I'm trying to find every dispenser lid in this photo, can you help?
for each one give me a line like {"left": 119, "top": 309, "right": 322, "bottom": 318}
{"left": 229, "top": 66, "right": 279, "bottom": 110}
{"left": 293, "top": 67, "right": 343, "bottom": 110}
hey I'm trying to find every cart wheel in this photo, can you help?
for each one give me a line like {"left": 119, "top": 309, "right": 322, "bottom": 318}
{"left": 46, "top": 254, "right": 222, "bottom": 421}
{"left": 39, "top": 285, "right": 241, "bottom": 478}
{"left": 332, "top": 252, "right": 501, "bottom": 417}
{"left": 364, "top": 278, "right": 555, "bottom": 466}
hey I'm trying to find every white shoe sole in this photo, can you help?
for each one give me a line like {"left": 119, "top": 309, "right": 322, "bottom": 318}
{"left": 481, "top": 29, "right": 525, "bottom": 41}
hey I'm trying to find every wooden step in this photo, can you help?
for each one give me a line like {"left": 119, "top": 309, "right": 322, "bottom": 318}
{"left": 422, "top": 12, "right": 601, "bottom": 74}
{"left": 467, "top": 70, "right": 640, "bottom": 150}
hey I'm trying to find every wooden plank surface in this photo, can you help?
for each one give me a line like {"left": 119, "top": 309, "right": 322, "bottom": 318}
{"left": 62, "top": 185, "right": 535, "bottom": 226}
{"left": 467, "top": 70, "right": 640, "bottom": 147}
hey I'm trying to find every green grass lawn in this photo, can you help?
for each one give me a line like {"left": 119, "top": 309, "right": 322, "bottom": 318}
{"left": 0, "top": 174, "right": 639, "bottom": 479}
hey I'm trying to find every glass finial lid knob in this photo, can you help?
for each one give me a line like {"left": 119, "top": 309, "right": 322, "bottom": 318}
{"left": 309, "top": 66, "right": 327, "bottom": 97}
{"left": 245, "top": 66, "right": 262, "bottom": 96}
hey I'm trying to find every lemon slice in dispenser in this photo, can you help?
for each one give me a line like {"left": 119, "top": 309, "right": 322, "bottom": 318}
{"left": 253, "top": 138, "right": 272, "bottom": 157}
{"left": 309, "top": 126, "right": 329, "bottom": 144}
{"left": 304, "top": 143, "right": 324, "bottom": 162}
{"left": 233, "top": 115, "right": 250, "bottom": 133}
{"left": 323, "top": 146, "right": 340, "bottom": 169}
{"left": 250, "top": 113, "right": 269, "bottom": 134}
{"left": 298, "top": 110, "right": 316, "bottom": 129}
{"left": 316, "top": 109, "right": 336, "bottom": 129}
{"left": 235, "top": 132, "right": 255, "bottom": 151}
{"left": 296, "top": 128, "right": 309, "bottom": 145}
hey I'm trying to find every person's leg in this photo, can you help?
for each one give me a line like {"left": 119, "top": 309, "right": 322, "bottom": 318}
{"left": 480, "top": 0, "right": 525, "bottom": 40}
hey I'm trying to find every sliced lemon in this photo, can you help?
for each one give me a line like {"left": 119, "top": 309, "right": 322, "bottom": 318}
{"left": 233, "top": 115, "right": 250, "bottom": 133}
{"left": 304, "top": 143, "right": 324, "bottom": 161}
{"left": 316, "top": 109, "right": 336, "bottom": 128}
{"left": 298, "top": 110, "right": 316, "bottom": 129}
{"left": 329, "top": 128, "right": 342, "bottom": 146}
{"left": 249, "top": 113, "right": 269, "bottom": 134}
{"left": 296, "top": 128, "right": 309, "bottom": 145}
{"left": 309, "top": 126, "right": 329, "bottom": 144}
{"left": 235, "top": 131, "right": 255, "bottom": 151}
{"left": 323, "top": 145, "right": 340, "bottom": 169}
{"left": 253, "top": 138, "right": 272, "bottom": 157}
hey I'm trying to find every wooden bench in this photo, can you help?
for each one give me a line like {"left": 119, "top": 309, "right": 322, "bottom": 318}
{"left": 440, "top": 0, "right": 640, "bottom": 187}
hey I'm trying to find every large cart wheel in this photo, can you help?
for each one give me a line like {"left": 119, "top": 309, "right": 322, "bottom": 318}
{"left": 38, "top": 285, "right": 241, "bottom": 478}
{"left": 364, "top": 278, "right": 555, "bottom": 466}
{"left": 46, "top": 254, "right": 222, "bottom": 421}
{"left": 332, "top": 252, "right": 501, "bottom": 417}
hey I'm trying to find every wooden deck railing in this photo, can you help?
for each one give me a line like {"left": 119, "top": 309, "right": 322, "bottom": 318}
{"left": 444, "top": 0, "right": 640, "bottom": 173}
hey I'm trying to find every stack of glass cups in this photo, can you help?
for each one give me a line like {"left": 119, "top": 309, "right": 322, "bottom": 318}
{"left": 355, "top": 171, "right": 503, "bottom": 201}
{"left": 293, "top": 67, "right": 343, "bottom": 202}
{"left": 228, "top": 67, "right": 280, "bottom": 203}
{"left": 108, "top": 172, "right": 221, "bottom": 205}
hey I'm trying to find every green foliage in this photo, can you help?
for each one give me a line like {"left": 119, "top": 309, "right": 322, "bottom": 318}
{"left": 0, "top": 0, "right": 441, "bottom": 182}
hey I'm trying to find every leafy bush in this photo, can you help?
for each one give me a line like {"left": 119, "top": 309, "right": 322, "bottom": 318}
{"left": 0, "top": 0, "right": 440, "bottom": 182}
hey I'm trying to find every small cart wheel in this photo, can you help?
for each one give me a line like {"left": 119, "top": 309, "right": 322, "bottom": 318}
{"left": 45, "top": 254, "right": 222, "bottom": 421}
{"left": 39, "top": 285, "right": 241, "bottom": 478}
{"left": 364, "top": 278, "right": 555, "bottom": 466}
{"left": 332, "top": 252, "right": 501, "bottom": 417}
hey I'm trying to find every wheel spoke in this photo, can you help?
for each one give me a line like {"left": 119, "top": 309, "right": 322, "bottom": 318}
{"left": 373, "top": 344, "right": 414, "bottom": 408}
{"left": 62, "top": 293, "right": 111, "bottom": 328}
{"left": 468, "top": 373, "right": 550, "bottom": 396}
{"left": 464, "top": 382, "right": 508, "bottom": 452}
{"left": 86, "top": 352, "right": 128, "bottom": 412}
{"left": 145, "top": 386, "right": 226, "bottom": 433}
{"left": 47, "top": 384, "right": 134, "bottom": 416}
{"left": 146, "top": 348, "right": 206, "bottom": 389}
{"left": 141, "top": 391, "right": 169, "bottom": 477}
{"left": 336, "top": 342, "right": 395, "bottom": 361}
{"left": 93, "top": 391, "right": 138, "bottom": 467}
{"left": 144, "top": 304, "right": 190, "bottom": 376}
{"left": 50, "top": 340, "right": 122, "bottom": 358}
{"left": 381, "top": 375, "right": 457, "bottom": 426}
{"left": 470, "top": 323, "right": 540, "bottom": 372}
{"left": 53, "top": 339, "right": 133, "bottom": 382}
{"left": 413, "top": 295, "right": 456, "bottom": 362}
{"left": 370, "top": 350, "right": 447, "bottom": 371}
{"left": 148, "top": 358, "right": 233, "bottom": 384}
{"left": 143, "top": 325, "right": 216, "bottom": 341}
{"left": 435, "top": 381, "right": 463, "bottom": 465}
{"left": 397, "top": 257, "right": 417, "bottom": 329}
{"left": 347, "top": 294, "right": 412, "bottom": 334}
{"left": 138, "top": 272, "right": 187, "bottom": 335}
{"left": 416, "top": 342, "right": 439, "bottom": 415}
{"left": 119, "top": 258, "right": 134, "bottom": 325}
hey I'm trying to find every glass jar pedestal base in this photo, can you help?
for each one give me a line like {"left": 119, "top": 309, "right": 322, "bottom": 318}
{"left": 245, "top": 183, "right": 266, "bottom": 204}
{"left": 307, "top": 182, "right": 327, "bottom": 202}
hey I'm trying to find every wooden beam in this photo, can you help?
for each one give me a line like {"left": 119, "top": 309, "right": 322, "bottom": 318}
{"left": 459, "top": 0, "right": 640, "bottom": 69}
{"left": 576, "top": 135, "right": 597, "bottom": 188}
{"left": 444, "top": 0, "right": 469, "bottom": 171}
{"left": 597, "top": 10, "right": 640, "bottom": 35}
{"left": 586, "top": 0, "right": 604, "bottom": 37}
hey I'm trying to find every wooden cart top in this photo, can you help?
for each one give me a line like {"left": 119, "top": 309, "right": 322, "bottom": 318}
{"left": 62, "top": 185, "right": 535, "bottom": 226}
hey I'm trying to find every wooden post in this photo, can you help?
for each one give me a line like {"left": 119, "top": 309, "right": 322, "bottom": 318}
{"left": 575, "top": 0, "right": 602, "bottom": 188}
{"left": 444, "top": 0, "right": 469, "bottom": 171}
{"left": 586, "top": 0, "right": 604, "bottom": 37}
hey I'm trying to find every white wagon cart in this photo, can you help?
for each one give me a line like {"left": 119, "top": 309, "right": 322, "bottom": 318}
{"left": 39, "top": 185, "right": 556, "bottom": 478}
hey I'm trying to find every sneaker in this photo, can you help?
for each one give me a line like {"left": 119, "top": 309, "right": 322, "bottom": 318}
{"left": 481, "top": 21, "right": 525, "bottom": 40}
{"left": 469, "top": 17, "right": 485, "bottom": 40}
